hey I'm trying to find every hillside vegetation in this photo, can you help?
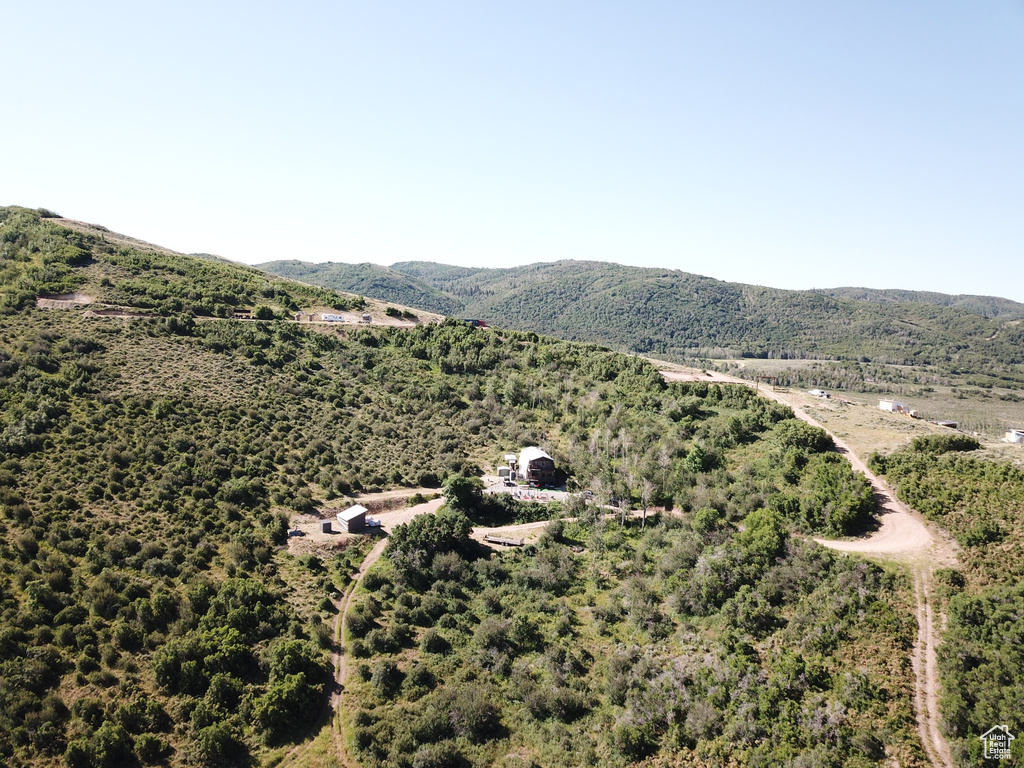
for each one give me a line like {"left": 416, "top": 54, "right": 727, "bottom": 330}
{"left": 870, "top": 438, "right": 1024, "bottom": 765}
{"left": 0, "top": 206, "right": 935, "bottom": 767}
{"left": 1, "top": 207, "right": 359, "bottom": 319}
{"left": 259, "top": 259, "right": 1024, "bottom": 392}
{"left": 342, "top": 380, "right": 919, "bottom": 767}
{"left": 0, "top": 314, "right": 918, "bottom": 767}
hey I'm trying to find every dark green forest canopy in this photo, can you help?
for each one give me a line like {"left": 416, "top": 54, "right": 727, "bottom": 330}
{"left": 809, "top": 287, "right": 1024, "bottom": 320}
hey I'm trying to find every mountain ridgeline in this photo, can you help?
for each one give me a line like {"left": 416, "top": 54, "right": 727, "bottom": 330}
{"left": 258, "top": 259, "right": 1024, "bottom": 388}
{"left": 0, "top": 207, "right": 360, "bottom": 320}
{"left": 809, "top": 286, "right": 1024, "bottom": 319}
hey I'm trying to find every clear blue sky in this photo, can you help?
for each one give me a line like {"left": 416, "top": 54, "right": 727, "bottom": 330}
{"left": 4, "top": 2, "right": 1024, "bottom": 300}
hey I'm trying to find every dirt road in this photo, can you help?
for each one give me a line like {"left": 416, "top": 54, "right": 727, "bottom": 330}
{"left": 661, "top": 366, "right": 956, "bottom": 768}
{"left": 278, "top": 540, "right": 385, "bottom": 768}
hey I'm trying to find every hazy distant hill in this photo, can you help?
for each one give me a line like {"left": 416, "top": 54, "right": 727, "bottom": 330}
{"left": 809, "top": 286, "right": 1024, "bottom": 319}
{"left": 258, "top": 260, "right": 461, "bottom": 315}
{"left": 375, "top": 261, "right": 1024, "bottom": 374}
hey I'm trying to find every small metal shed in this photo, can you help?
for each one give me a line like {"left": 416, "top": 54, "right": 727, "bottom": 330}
{"left": 337, "top": 504, "right": 368, "bottom": 533}
{"left": 321, "top": 520, "right": 333, "bottom": 534}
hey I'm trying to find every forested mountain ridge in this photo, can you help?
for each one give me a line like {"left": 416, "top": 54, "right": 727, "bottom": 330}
{"left": 0, "top": 206, "right": 928, "bottom": 766}
{"left": 261, "top": 258, "right": 1024, "bottom": 385}
{"left": 256, "top": 260, "right": 461, "bottom": 316}
{"left": 395, "top": 262, "right": 1024, "bottom": 372}
{"left": 809, "top": 286, "right": 1024, "bottom": 320}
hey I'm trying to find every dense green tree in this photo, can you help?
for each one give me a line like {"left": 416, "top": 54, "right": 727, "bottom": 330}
{"left": 441, "top": 475, "right": 484, "bottom": 514}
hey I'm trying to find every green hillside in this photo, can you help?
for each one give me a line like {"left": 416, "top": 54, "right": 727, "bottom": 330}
{"left": 258, "top": 260, "right": 461, "bottom": 316}
{"left": 809, "top": 287, "right": 1024, "bottom": 320}
{"left": 0, "top": 207, "right": 359, "bottom": 319}
{"left": 345, "top": 395, "right": 925, "bottom": 767}
{"left": 262, "top": 258, "right": 1024, "bottom": 388}
{"left": 0, "top": 206, "right": 930, "bottom": 766}
{"left": 402, "top": 260, "right": 1024, "bottom": 383}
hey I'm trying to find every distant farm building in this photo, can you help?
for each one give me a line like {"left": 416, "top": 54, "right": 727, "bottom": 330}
{"left": 808, "top": 389, "right": 830, "bottom": 398}
{"left": 932, "top": 420, "right": 959, "bottom": 429}
{"left": 879, "top": 399, "right": 910, "bottom": 414}
{"left": 464, "top": 319, "right": 488, "bottom": 328}
{"left": 519, "top": 447, "right": 556, "bottom": 486}
{"left": 336, "top": 505, "right": 368, "bottom": 533}
{"left": 320, "top": 520, "right": 333, "bottom": 534}
{"left": 322, "top": 313, "right": 345, "bottom": 322}
{"left": 294, "top": 311, "right": 307, "bottom": 322}
{"left": 1005, "top": 429, "right": 1024, "bottom": 444}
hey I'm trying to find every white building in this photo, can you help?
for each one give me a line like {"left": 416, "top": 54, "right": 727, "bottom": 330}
{"left": 1005, "top": 429, "right": 1024, "bottom": 444}
{"left": 519, "top": 447, "right": 556, "bottom": 485}
{"left": 808, "top": 389, "right": 830, "bottom": 398}
{"left": 879, "top": 399, "right": 909, "bottom": 414}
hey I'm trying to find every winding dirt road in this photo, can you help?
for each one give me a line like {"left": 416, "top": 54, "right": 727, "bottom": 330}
{"left": 661, "top": 367, "right": 957, "bottom": 768}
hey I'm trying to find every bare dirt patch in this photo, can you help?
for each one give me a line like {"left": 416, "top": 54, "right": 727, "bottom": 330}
{"left": 346, "top": 487, "right": 439, "bottom": 510}
{"left": 471, "top": 520, "right": 552, "bottom": 550}
{"left": 286, "top": 498, "right": 445, "bottom": 557}
{"left": 36, "top": 292, "right": 96, "bottom": 309}
{"left": 285, "top": 514, "right": 369, "bottom": 557}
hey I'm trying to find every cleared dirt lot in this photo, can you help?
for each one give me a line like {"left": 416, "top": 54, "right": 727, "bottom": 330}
{"left": 286, "top": 498, "right": 444, "bottom": 556}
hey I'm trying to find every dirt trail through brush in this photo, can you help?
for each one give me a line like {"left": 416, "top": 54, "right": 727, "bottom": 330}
{"left": 277, "top": 536, "right": 387, "bottom": 768}
{"left": 333, "top": 539, "right": 389, "bottom": 705}
{"left": 661, "top": 367, "right": 956, "bottom": 768}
